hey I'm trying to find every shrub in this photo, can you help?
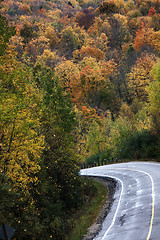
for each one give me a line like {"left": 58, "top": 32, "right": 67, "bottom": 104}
{"left": 99, "top": 1, "right": 118, "bottom": 14}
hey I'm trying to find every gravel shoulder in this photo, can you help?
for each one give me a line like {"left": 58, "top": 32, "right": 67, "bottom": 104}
{"left": 82, "top": 177, "right": 116, "bottom": 240}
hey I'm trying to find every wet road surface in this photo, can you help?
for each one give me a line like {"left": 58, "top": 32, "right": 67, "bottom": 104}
{"left": 80, "top": 162, "right": 160, "bottom": 240}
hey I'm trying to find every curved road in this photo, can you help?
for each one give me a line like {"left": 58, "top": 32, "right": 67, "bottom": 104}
{"left": 80, "top": 162, "right": 160, "bottom": 240}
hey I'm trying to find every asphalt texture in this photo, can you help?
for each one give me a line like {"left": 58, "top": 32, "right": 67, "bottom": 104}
{"left": 80, "top": 162, "right": 160, "bottom": 240}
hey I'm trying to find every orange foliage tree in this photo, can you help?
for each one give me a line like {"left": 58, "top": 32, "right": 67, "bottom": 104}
{"left": 80, "top": 46, "right": 106, "bottom": 60}
{"left": 133, "top": 23, "right": 160, "bottom": 52}
{"left": 55, "top": 56, "right": 117, "bottom": 111}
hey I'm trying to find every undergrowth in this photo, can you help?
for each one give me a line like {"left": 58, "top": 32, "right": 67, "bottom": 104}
{"left": 66, "top": 178, "right": 108, "bottom": 240}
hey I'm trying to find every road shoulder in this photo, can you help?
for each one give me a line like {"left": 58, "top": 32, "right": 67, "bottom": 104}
{"left": 82, "top": 177, "right": 116, "bottom": 240}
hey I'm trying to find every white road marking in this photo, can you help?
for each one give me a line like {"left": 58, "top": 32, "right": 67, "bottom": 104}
{"left": 101, "top": 175, "right": 123, "bottom": 240}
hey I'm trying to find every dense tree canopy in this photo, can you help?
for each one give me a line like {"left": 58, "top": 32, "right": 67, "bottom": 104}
{"left": 1, "top": 0, "right": 160, "bottom": 238}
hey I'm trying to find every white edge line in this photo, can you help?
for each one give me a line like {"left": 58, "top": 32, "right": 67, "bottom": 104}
{"left": 101, "top": 174, "right": 124, "bottom": 240}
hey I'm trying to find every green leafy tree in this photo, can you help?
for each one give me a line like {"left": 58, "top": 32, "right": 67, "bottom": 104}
{"left": 147, "top": 61, "right": 160, "bottom": 133}
{"left": 20, "top": 23, "right": 34, "bottom": 44}
{"left": 32, "top": 63, "right": 82, "bottom": 238}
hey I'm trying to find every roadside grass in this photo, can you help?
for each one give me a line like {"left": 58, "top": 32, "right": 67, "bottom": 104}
{"left": 66, "top": 179, "right": 108, "bottom": 240}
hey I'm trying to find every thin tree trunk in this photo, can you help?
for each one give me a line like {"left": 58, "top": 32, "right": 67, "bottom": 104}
{"left": 3, "top": 120, "right": 16, "bottom": 173}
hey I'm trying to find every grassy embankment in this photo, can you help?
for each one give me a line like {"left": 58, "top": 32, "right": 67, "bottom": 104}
{"left": 66, "top": 179, "right": 108, "bottom": 240}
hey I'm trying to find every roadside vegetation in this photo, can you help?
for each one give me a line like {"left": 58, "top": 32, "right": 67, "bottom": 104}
{"left": 0, "top": 0, "right": 160, "bottom": 238}
{"left": 66, "top": 178, "right": 108, "bottom": 240}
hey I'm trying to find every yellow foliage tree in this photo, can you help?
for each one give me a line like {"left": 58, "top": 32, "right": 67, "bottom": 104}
{"left": 127, "top": 53, "right": 158, "bottom": 101}
{"left": 0, "top": 48, "right": 44, "bottom": 193}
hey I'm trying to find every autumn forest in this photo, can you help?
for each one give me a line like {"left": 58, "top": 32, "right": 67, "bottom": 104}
{"left": 0, "top": 0, "right": 160, "bottom": 238}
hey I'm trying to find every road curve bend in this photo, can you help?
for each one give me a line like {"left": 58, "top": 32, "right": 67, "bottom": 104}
{"left": 80, "top": 162, "right": 160, "bottom": 240}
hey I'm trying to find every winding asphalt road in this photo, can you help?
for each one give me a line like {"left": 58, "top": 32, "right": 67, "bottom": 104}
{"left": 80, "top": 162, "right": 160, "bottom": 240}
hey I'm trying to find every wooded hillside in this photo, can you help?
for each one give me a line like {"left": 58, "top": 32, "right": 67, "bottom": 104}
{"left": 0, "top": 0, "right": 160, "bottom": 238}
